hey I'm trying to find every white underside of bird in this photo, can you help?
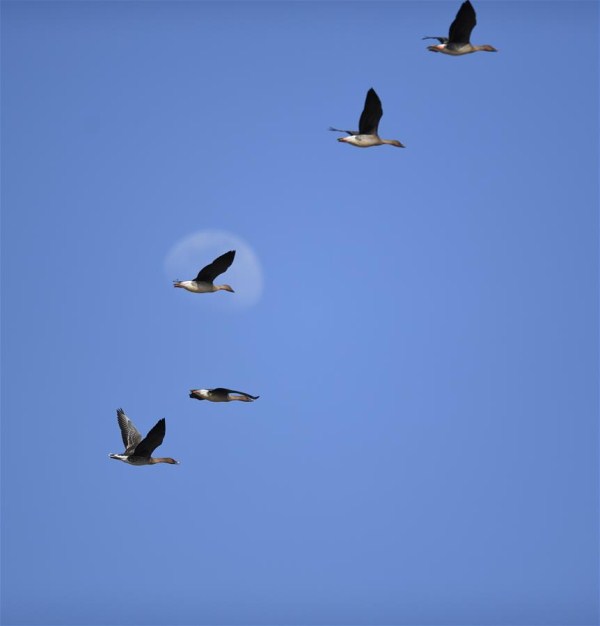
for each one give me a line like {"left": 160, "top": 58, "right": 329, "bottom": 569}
{"left": 338, "top": 135, "right": 403, "bottom": 148}
{"left": 338, "top": 135, "right": 379, "bottom": 147}
{"left": 173, "top": 281, "right": 233, "bottom": 293}
{"left": 428, "top": 43, "right": 475, "bottom": 54}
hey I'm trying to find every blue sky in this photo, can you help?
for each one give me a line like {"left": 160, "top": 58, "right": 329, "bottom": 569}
{"left": 1, "top": 1, "right": 598, "bottom": 625}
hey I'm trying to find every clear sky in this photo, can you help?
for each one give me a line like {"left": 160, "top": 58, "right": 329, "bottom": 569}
{"left": 1, "top": 1, "right": 598, "bottom": 625}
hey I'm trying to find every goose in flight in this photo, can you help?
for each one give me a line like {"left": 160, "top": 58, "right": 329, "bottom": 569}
{"left": 109, "top": 409, "right": 179, "bottom": 465}
{"left": 329, "top": 88, "right": 405, "bottom": 148}
{"left": 424, "top": 1, "right": 497, "bottom": 55}
{"left": 173, "top": 250, "right": 235, "bottom": 293}
{"left": 190, "top": 388, "right": 260, "bottom": 402}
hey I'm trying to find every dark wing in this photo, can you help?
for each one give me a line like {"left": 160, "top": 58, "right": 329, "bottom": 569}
{"left": 448, "top": 0, "right": 476, "bottom": 44}
{"left": 422, "top": 36, "right": 449, "bottom": 43}
{"left": 213, "top": 387, "right": 258, "bottom": 398}
{"left": 211, "top": 387, "right": 233, "bottom": 395}
{"left": 116, "top": 408, "right": 143, "bottom": 454}
{"left": 133, "top": 418, "right": 166, "bottom": 458}
{"left": 195, "top": 250, "right": 236, "bottom": 283}
{"left": 358, "top": 88, "right": 383, "bottom": 136}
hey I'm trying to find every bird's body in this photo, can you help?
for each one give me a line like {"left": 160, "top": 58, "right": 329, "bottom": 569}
{"left": 109, "top": 453, "right": 163, "bottom": 466}
{"left": 336, "top": 134, "right": 403, "bottom": 148}
{"left": 173, "top": 250, "right": 236, "bottom": 294}
{"left": 173, "top": 280, "right": 224, "bottom": 293}
{"left": 189, "top": 387, "right": 259, "bottom": 403}
{"left": 425, "top": 1, "right": 497, "bottom": 55}
{"left": 330, "top": 88, "right": 405, "bottom": 149}
{"left": 427, "top": 41, "right": 497, "bottom": 55}
{"left": 109, "top": 409, "right": 179, "bottom": 466}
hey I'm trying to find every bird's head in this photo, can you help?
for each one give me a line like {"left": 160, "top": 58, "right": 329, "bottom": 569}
{"left": 190, "top": 389, "right": 208, "bottom": 400}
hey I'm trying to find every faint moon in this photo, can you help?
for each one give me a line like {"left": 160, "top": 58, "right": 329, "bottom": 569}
{"left": 164, "top": 230, "right": 264, "bottom": 308}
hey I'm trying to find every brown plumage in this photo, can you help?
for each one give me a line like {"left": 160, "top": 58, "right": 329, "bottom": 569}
{"left": 109, "top": 409, "right": 179, "bottom": 466}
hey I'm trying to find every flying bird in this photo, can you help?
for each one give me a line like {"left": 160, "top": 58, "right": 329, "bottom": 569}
{"left": 424, "top": 1, "right": 497, "bottom": 55}
{"left": 329, "top": 88, "right": 405, "bottom": 148}
{"left": 173, "top": 250, "right": 236, "bottom": 293}
{"left": 109, "top": 409, "right": 179, "bottom": 466}
{"left": 189, "top": 388, "right": 260, "bottom": 402}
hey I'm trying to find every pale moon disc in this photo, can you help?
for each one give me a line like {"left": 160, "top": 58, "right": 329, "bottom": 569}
{"left": 164, "top": 230, "right": 264, "bottom": 308}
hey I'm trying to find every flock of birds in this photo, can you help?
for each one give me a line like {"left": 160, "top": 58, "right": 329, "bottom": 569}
{"left": 109, "top": 0, "right": 497, "bottom": 467}
{"left": 109, "top": 250, "right": 256, "bottom": 465}
{"left": 329, "top": 0, "right": 495, "bottom": 148}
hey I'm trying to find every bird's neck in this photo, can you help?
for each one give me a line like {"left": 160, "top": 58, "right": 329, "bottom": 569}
{"left": 381, "top": 139, "right": 405, "bottom": 148}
